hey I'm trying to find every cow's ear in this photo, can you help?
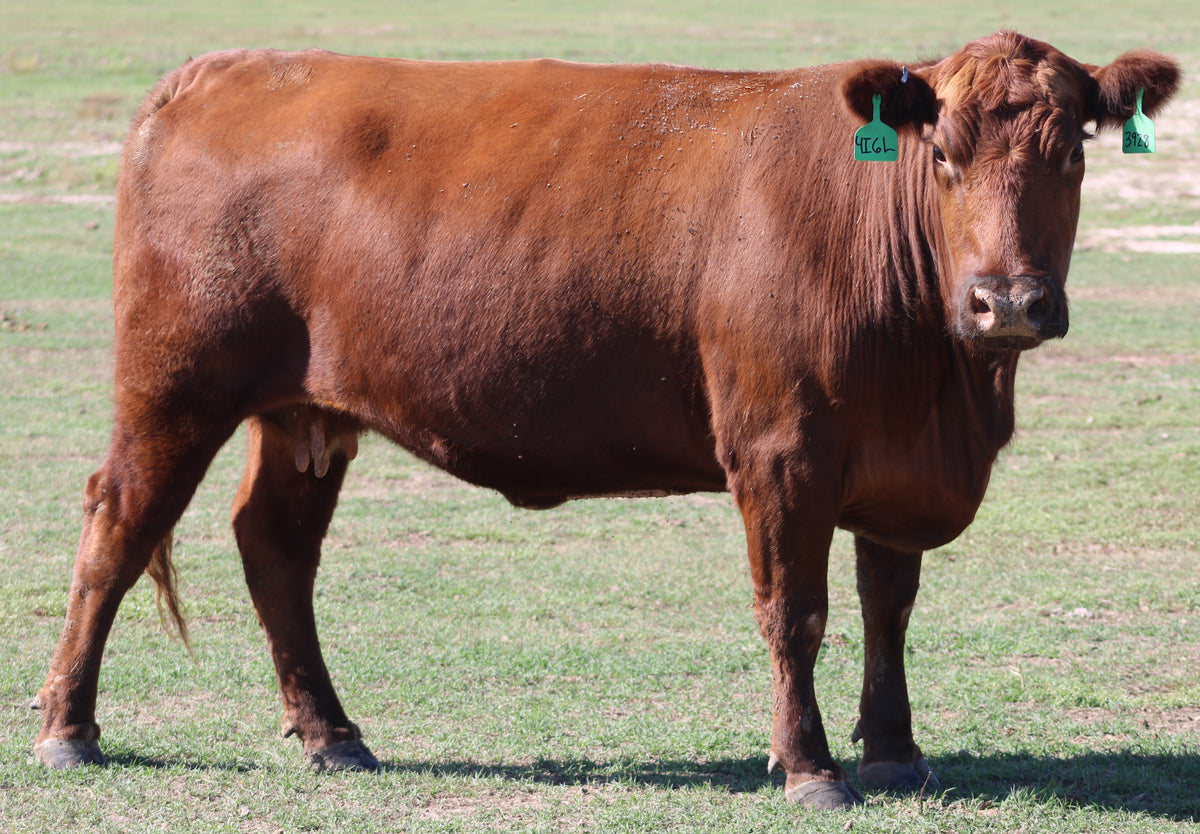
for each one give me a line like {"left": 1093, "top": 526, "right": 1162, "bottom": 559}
{"left": 841, "top": 60, "right": 938, "bottom": 128}
{"left": 1087, "top": 50, "right": 1181, "bottom": 130}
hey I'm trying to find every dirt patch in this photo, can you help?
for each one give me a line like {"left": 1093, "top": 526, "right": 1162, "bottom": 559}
{"left": 1023, "top": 345, "right": 1200, "bottom": 371}
{"left": 1021, "top": 343, "right": 1200, "bottom": 373}
{"left": 0, "top": 139, "right": 122, "bottom": 205}
{"left": 0, "top": 310, "right": 49, "bottom": 332}
{"left": 1067, "top": 280, "right": 1200, "bottom": 305}
{"left": 78, "top": 94, "right": 125, "bottom": 122}
{"left": 1076, "top": 223, "right": 1200, "bottom": 254}
{"left": 1065, "top": 706, "right": 1200, "bottom": 735}
{"left": 0, "top": 192, "right": 114, "bottom": 205}
{"left": 0, "top": 140, "right": 123, "bottom": 157}
{"left": 414, "top": 789, "right": 548, "bottom": 822}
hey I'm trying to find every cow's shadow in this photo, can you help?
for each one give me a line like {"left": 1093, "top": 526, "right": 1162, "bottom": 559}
{"left": 105, "top": 747, "right": 1200, "bottom": 820}
{"left": 378, "top": 749, "right": 1200, "bottom": 821}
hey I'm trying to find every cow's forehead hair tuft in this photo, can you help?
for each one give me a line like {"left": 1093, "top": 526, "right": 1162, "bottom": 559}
{"left": 928, "top": 32, "right": 1090, "bottom": 160}
{"left": 931, "top": 31, "right": 1087, "bottom": 116}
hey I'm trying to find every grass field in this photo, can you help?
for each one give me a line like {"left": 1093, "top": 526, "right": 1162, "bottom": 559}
{"left": 2, "top": 2, "right": 1198, "bottom": 831}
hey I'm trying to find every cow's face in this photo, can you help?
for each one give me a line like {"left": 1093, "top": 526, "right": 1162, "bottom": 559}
{"left": 842, "top": 33, "right": 1179, "bottom": 352}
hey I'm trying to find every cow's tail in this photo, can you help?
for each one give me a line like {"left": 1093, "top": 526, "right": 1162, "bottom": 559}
{"left": 145, "top": 530, "right": 191, "bottom": 649}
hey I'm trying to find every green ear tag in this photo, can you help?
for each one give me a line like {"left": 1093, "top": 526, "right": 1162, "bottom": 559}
{"left": 1122, "top": 88, "right": 1156, "bottom": 154}
{"left": 854, "top": 94, "right": 899, "bottom": 162}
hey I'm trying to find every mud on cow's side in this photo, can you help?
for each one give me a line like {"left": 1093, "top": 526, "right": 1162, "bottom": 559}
{"left": 33, "top": 32, "right": 1178, "bottom": 810}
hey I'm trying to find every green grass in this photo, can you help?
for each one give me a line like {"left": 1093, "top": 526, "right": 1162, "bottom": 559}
{"left": 2, "top": 2, "right": 1198, "bottom": 831}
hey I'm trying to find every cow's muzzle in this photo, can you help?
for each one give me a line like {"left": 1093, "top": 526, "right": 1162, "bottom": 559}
{"left": 958, "top": 274, "right": 1068, "bottom": 350}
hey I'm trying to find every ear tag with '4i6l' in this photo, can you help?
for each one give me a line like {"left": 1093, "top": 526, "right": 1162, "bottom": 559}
{"left": 854, "top": 94, "right": 898, "bottom": 162}
{"left": 1123, "top": 88, "right": 1156, "bottom": 154}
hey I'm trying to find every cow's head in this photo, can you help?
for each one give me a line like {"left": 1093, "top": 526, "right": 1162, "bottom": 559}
{"left": 842, "top": 32, "right": 1180, "bottom": 351}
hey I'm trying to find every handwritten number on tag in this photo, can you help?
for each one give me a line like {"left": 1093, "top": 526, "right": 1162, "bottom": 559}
{"left": 1123, "top": 88, "right": 1156, "bottom": 154}
{"left": 854, "top": 94, "right": 899, "bottom": 162}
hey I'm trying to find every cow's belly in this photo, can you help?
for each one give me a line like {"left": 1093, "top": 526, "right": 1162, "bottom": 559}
{"left": 377, "top": 408, "right": 727, "bottom": 508}
{"left": 373, "top": 395, "right": 728, "bottom": 507}
{"left": 305, "top": 318, "right": 727, "bottom": 504}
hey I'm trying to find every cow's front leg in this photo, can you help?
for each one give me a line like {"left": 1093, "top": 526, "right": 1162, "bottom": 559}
{"left": 231, "top": 413, "right": 377, "bottom": 772}
{"left": 735, "top": 470, "right": 863, "bottom": 809}
{"left": 852, "top": 536, "right": 939, "bottom": 793}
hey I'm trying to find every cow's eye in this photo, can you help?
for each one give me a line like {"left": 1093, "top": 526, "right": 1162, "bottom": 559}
{"left": 1069, "top": 142, "right": 1085, "bottom": 163}
{"left": 933, "top": 145, "right": 948, "bottom": 164}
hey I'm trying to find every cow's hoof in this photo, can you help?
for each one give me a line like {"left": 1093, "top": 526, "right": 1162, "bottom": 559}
{"left": 858, "top": 758, "right": 941, "bottom": 793}
{"left": 306, "top": 739, "right": 381, "bottom": 772}
{"left": 784, "top": 776, "right": 865, "bottom": 809}
{"left": 34, "top": 738, "right": 107, "bottom": 769}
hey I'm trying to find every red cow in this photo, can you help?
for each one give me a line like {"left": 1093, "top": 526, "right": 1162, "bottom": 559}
{"left": 33, "top": 32, "right": 1179, "bottom": 809}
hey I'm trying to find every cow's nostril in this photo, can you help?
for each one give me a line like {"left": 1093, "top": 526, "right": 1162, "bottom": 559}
{"left": 1025, "top": 287, "right": 1050, "bottom": 319}
{"left": 970, "top": 287, "right": 992, "bottom": 315}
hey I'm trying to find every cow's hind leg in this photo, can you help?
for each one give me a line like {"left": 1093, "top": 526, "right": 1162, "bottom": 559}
{"left": 852, "top": 537, "right": 940, "bottom": 793}
{"left": 34, "top": 424, "right": 234, "bottom": 768}
{"left": 231, "top": 408, "right": 376, "bottom": 771}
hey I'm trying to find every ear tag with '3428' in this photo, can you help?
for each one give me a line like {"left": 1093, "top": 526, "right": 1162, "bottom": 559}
{"left": 1123, "top": 88, "right": 1156, "bottom": 154}
{"left": 854, "top": 94, "right": 898, "bottom": 162}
